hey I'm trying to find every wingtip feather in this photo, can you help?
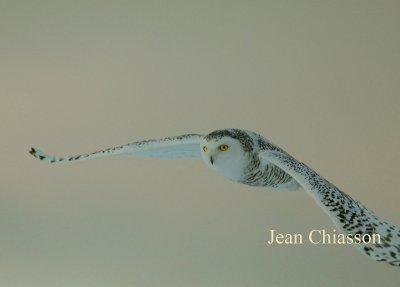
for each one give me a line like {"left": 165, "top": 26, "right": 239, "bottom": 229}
{"left": 29, "top": 147, "right": 56, "bottom": 162}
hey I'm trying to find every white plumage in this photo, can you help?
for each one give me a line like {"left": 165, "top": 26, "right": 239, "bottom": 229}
{"left": 30, "top": 128, "right": 400, "bottom": 266}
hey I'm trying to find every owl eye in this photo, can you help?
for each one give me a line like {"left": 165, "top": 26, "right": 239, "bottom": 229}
{"left": 202, "top": 146, "right": 208, "bottom": 152}
{"left": 219, "top": 144, "right": 229, "bottom": 151}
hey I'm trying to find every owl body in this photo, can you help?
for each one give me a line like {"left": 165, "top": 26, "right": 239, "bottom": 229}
{"left": 201, "top": 129, "right": 300, "bottom": 190}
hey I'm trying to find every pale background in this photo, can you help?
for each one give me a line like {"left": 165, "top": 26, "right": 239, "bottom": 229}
{"left": 1, "top": 1, "right": 399, "bottom": 286}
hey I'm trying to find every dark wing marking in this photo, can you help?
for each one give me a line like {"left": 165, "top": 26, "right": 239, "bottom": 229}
{"left": 260, "top": 150, "right": 400, "bottom": 267}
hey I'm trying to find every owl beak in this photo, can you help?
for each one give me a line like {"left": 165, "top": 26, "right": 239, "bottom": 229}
{"left": 210, "top": 156, "right": 214, "bottom": 165}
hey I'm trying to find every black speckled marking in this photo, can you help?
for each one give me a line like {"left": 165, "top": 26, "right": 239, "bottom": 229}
{"left": 239, "top": 153, "right": 294, "bottom": 187}
{"left": 257, "top": 136, "right": 281, "bottom": 152}
{"left": 266, "top": 150, "right": 400, "bottom": 267}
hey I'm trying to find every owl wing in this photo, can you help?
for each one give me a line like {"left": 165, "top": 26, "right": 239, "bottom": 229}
{"left": 30, "top": 134, "right": 204, "bottom": 163}
{"left": 259, "top": 149, "right": 400, "bottom": 267}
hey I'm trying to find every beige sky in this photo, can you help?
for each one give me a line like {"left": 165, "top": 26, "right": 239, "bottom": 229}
{"left": 1, "top": 1, "right": 399, "bottom": 286}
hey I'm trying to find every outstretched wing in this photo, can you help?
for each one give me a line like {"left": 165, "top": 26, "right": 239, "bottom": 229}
{"left": 30, "top": 134, "right": 204, "bottom": 163}
{"left": 259, "top": 149, "right": 400, "bottom": 267}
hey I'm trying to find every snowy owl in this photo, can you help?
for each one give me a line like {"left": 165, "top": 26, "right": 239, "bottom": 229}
{"left": 29, "top": 128, "right": 400, "bottom": 267}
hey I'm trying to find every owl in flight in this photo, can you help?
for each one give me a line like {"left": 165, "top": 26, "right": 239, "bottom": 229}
{"left": 30, "top": 128, "right": 400, "bottom": 267}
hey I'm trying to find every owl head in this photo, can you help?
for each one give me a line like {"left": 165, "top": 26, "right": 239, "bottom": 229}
{"left": 200, "top": 129, "right": 253, "bottom": 181}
